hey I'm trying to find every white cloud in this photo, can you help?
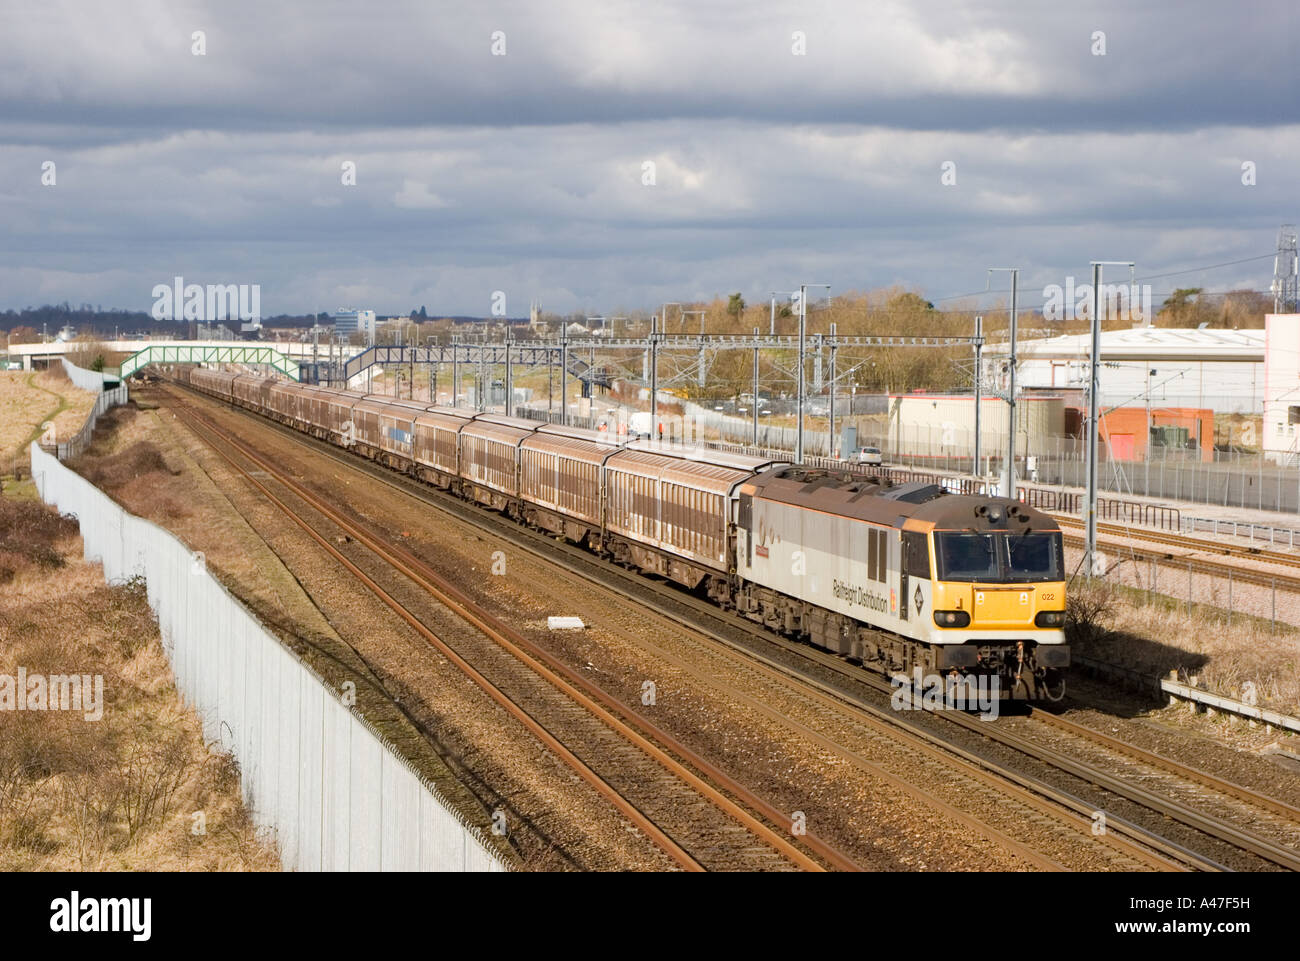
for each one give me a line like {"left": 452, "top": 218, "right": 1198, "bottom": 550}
{"left": 393, "top": 179, "right": 449, "bottom": 210}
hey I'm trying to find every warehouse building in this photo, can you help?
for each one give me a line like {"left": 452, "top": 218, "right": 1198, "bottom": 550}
{"left": 1005, "top": 326, "right": 1264, "bottom": 414}
{"left": 1263, "top": 313, "right": 1300, "bottom": 464}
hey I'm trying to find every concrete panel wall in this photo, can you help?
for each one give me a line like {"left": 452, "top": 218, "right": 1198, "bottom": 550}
{"left": 30, "top": 443, "right": 507, "bottom": 873}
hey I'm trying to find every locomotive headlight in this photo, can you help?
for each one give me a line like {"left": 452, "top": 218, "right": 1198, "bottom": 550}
{"left": 933, "top": 610, "right": 970, "bottom": 628}
{"left": 1035, "top": 610, "right": 1065, "bottom": 628}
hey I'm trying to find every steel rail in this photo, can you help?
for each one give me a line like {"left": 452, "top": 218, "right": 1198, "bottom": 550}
{"left": 170, "top": 396, "right": 852, "bottom": 872}
{"left": 165, "top": 380, "right": 1297, "bottom": 870}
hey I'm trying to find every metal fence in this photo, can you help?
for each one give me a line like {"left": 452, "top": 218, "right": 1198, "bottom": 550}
{"left": 30, "top": 443, "right": 508, "bottom": 872}
{"left": 40, "top": 381, "right": 130, "bottom": 460}
{"left": 837, "top": 420, "right": 1300, "bottom": 515}
{"left": 512, "top": 398, "right": 1300, "bottom": 515}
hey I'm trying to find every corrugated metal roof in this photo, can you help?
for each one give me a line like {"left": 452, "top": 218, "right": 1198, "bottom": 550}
{"left": 1008, "top": 327, "right": 1264, "bottom": 363}
{"left": 606, "top": 448, "right": 756, "bottom": 493}
{"left": 536, "top": 423, "right": 624, "bottom": 446}
{"left": 522, "top": 433, "right": 618, "bottom": 464}
{"left": 625, "top": 439, "right": 779, "bottom": 471}
{"left": 461, "top": 420, "right": 534, "bottom": 443}
{"left": 473, "top": 413, "right": 544, "bottom": 431}
{"left": 413, "top": 409, "right": 471, "bottom": 431}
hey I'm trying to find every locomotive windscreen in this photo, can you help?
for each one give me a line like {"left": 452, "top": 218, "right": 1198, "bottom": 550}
{"left": 935, "top": 531, "right": 1062, "bottom": 583}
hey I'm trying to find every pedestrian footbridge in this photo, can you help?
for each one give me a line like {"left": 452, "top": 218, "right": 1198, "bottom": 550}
{"left": 119, "top": 344, "right": 301, "bottom": 380}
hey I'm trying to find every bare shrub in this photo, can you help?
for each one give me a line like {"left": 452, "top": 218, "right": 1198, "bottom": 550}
{"left": 0, "top": 497, "right": 78, "bottom": 581}
{"left": 1066, "top": 578, "right": 1116, "bottom": 648}
{"left": 113, "top": 727, "right": 195, "bottom": 841}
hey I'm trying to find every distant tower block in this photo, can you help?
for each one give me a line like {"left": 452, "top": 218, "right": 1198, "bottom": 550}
{"left": 1273, "top": 224, "right": 1298, "bottom": 314}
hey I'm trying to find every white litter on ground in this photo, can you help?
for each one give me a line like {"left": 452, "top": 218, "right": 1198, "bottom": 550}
{"left": 547, "top": 616, "right": 585, "bottom": 630}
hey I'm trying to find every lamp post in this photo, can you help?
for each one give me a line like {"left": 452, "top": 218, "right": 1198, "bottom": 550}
{"left": 752, "top": 326, "right": 760, "bottom": 447}
{"left": 769, "top": 291, "right": 794, "bottom": 336}
{"left": 451, "top": 334, "right": 459, "bottom": 408}
{"left": 795, "top": 284, "right": 831, "bottom": 464}
{"left": 987, "top": 268, "right": 1019, "bottom": 498}
{"left": 828, "top": 322, "right": 838, "bottom": 457}
{"left": 1085, "top": 260, "right": 1136, "bottom": 578}
{"left": 973, "top": 315, "right": 984, "bottom": 481}
{"left": 1145, "top": 367, "right": 1156, "bottom": 495}
{"left": 504, "top": 327, "right": 514, "bottom": 417}
{"left": 559, "top": 324, "right": 568, "bottom": 426}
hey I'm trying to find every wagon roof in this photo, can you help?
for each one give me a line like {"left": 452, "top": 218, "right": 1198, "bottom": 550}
{"left": 522, "top": 432, "right": 620, "bottom": 463}
{"left": 473, "top": 413, "right": 543, "bottom": 431}
{"left": 624, "top": 439, "right": 782, "bottom": 472}
{"left": 361, "top": 395, "right": 435, "bottom": 412}
{"left": 460, "top": 419, "right": 535, "bottom": 443}
{"left": 413, "top": 409, "right": 474, "bottom": 430}
{"left": 536, "top": 423, "right": 624, "bottom": 446}
{"left": 425, "top": 404, "right": 475, "bottom": 420}
{"left": 606, "top": 448, "right": 758, "bottom": 493}
{"left": 352, "top": 398, "right": 414, "bottom": 418}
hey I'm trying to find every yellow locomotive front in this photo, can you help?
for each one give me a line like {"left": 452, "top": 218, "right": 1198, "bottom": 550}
{"left": 922, "top": 501, "right": 1068, "bottom": 700}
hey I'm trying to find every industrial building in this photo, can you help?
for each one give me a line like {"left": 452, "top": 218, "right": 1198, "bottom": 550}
{"left": 1063, "top": 405, "right": 1215, "bottom": 463}
{"left": 884, "top": 390, "right": 1214, "bottom": 469}
{"left": 1263, "top": 312, "right": 1300, "bottom": 463}
{"left": 1007, "top": 326, "right": 1264, "bottom": 414}
{"left": 886, "top": 393, "right": 1065, "bottom": 468}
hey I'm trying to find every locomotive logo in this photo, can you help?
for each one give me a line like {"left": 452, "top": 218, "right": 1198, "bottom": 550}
{"left": 914, "top": 585, "right": 924, "bottom": 615}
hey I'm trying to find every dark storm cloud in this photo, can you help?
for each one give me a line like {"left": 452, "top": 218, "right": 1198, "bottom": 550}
{"left": 3, "top": 1, "right": 1296, "bottom": 133}
{"left": 0, "top": 1, "right": 1295, "bottom": 315}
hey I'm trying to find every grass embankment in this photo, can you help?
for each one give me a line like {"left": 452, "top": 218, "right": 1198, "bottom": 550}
{"left": 0, "top": 369, "right": 277, "bottom": 869}
{"left": 0, "top": 368, "right": 96, "bottom": 478}
{"left": 1068, "top": 578, "right": 1300, "bottom": 715}
{"left": 0, "top": 494, "right": 280, "bottom": 870}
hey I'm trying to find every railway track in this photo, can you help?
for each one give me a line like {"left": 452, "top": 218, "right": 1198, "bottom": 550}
{"left": 1056, "top": 516, "right": 1300, "bottom": 592}
{"left": 164, "top": 393, "right": 864, "bottom": 872}
{"left": 155, "top": 383, "right": 1300, "bottom": 872}
{"left": 1027, "top": 709, "right": 1300, "bottom": 824}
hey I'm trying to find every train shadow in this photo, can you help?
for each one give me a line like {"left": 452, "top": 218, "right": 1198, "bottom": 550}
{"left": 1065, "top": 628, "right": 1211, "bottom": 719}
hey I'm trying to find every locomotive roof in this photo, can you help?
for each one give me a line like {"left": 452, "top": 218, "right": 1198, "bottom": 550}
{"left": 744, "top": 468, "right": 1059, "bottom": 533}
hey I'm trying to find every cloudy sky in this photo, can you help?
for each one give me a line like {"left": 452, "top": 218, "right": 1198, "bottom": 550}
{"left": 1, "top": 0, "right": 1297, "bottom": 318}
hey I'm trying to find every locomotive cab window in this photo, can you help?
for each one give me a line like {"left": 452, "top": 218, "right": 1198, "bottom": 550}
{"left": 935, "top": 531, "right": 1062, "bottom": 582}
{"left": 1006, "top": 531, "right": 1063, "bottom": 581}
{"left": 936, "top": 533, "right": 998, "bottom": 581}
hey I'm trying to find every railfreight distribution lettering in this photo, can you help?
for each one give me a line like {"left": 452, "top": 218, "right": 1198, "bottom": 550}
{"left": 832, "top": 579, "right": 889, "bottom": 613}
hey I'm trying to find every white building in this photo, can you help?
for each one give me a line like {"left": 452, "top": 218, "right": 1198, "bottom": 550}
{"left": 333, "top": 308, "right": 377, "bottom": 344}
{"left": 1005, "top": 326, "right": 1265, "bottom": 414}
{"left": 1263, "top": 313, "right": 1300, "bottom": 463}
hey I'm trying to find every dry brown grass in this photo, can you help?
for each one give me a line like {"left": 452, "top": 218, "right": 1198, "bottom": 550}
{"left": 0, "top": 368, "right": 96, "bottom": 475}
{"left": 68, "top": 409, "right": 190, "bottom": 521}
{"left": 0, "top": 494, "right": 279, "bottom": 870}
{"left": 0, "top": 497, "right": 80, "bottom": 585}
{"left": 1068, "top": 578, "right": 1300, "bottom": 713}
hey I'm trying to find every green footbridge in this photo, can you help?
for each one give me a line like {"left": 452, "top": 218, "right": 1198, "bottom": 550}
{"left": 119, "top": 344, "right": 300, "bottom": 381}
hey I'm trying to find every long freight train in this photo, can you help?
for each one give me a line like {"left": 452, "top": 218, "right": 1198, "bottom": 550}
{"left": 179, "top": 368, "right": 1069, "bottom": 700}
